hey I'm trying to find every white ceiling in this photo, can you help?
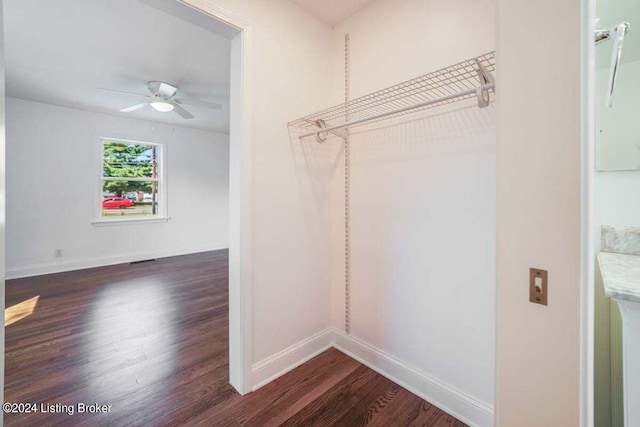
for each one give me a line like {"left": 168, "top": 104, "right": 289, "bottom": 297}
{"left": 4, "top": 0, "right": 233, "bottom": 133}
{"left": 290, "top": 0, "right": 377, "bottom": 27}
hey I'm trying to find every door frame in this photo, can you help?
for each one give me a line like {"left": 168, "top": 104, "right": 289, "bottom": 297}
{"left": 175, "top": 0, "right": 254, "bottom": 395}
{"left": 0, "top": 0, "right": 254, "bottom": 402}
{"left": 581, "top": 0, "right": 596, "bottom": 424}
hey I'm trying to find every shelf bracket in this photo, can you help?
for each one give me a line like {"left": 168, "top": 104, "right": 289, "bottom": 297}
{"left": 315, "top": 119, "right": 328, "bottom": 143}
{"left": 303, "top": 118, "right": 348, "bottom": 143}
{"left": 476, "top": 60, "right": 494, "bottom": 108}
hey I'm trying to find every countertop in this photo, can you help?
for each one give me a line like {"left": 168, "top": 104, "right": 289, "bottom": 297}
{"left": 599, "top": 251, "right": 640, "bottom": 304}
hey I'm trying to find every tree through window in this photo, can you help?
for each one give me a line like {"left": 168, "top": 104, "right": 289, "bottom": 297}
{"left": 101, "top": 139, "right": 162, "bottom": 218}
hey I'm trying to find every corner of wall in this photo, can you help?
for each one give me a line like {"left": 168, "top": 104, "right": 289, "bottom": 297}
{"left": 251, "top": 328, "right": 334, "bottom": 391}
{"left": 250, "top": 328, "right": 495, "bottom": 426}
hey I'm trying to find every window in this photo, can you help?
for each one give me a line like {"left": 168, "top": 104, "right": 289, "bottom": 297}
{"left": 99, "top": 138, "right": 164, "bottom": 221}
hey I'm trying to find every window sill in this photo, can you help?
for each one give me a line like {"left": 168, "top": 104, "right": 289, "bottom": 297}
{"left": 91, "top": 216, "right": 171, "bottom": 227}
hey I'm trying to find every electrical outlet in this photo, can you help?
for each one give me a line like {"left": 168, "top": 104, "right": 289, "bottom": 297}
{"left": 529, "top": 268, "right": 548, "bottom": 306}
{"left": 54, "top": 249, "right": 63, "bottom": 258}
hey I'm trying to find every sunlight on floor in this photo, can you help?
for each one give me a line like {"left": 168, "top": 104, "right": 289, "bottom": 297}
{"left": 81, "top": 279, "right": 178, "bottom": 405}
{"left": 5, "top": 296, "right": 40, "bottom": 326}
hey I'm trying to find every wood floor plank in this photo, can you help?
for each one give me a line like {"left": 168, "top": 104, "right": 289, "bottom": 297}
{"left": 184, "top": 349, "right": 356, "bottom": 426}
{"left": 244, "top": 354, "right": 361, "bottom": 427}
{"left": 330, "top": 376, "right": 400, "bottom": 427}
{"left": 4, "top": 250, "right": 468, "bottom": 426}
{"left": 336, "top": 382, "right": 403, "bottom": 426}
{"left": 279, "top": 365, "right": 390, "bottom": 426}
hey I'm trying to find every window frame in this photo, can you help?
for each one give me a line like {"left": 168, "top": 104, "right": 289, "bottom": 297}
{"left": 92, "top": 137, "right": 169, "bottom": 226}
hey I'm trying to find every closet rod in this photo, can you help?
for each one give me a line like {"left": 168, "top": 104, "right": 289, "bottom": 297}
{"left": 299, "top": 82, "right": 495, "bottom": 141}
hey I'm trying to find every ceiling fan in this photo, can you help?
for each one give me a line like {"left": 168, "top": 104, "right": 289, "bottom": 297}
{"left": 99, "top": 81, "right": 223, "bottom": 120}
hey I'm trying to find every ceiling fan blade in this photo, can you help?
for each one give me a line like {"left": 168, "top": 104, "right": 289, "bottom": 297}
{"left": 97, "top": 87, "right": 150, "bottom": 98}
{"left": 120, "top": 103, "right": 148, "bottom": 112}
{"left": 174, "top": 98, "right": 223, "bottom": 110}
{"left": 172, "top": 103, "right": 194, "bottom": 119}
{"left": 147, "top": 81, "right": 177, "bottom": 98}
{"left": 159, "top": 82, "right": 178, "bottom": 98}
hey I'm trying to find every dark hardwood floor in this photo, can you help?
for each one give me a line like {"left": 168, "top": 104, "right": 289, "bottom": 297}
{"left": 5, "top": 250, "right": 467, "bottom": 426}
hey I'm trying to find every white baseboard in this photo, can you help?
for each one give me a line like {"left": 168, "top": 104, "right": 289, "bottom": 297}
{"left": 6, "top": 245, "right": 227, "bottom": 280}
{"left": 251, "top": 328, "right": 333, "bottom": 391}
{"left": 330, "top": 328, "right": 493, "bottom": 427}
{"left": 250, "top": 327, "right": 493, "bottom": 426}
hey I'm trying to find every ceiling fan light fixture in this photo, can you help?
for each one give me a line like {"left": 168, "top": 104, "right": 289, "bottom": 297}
{"left": 150, "top": 101, "right": 174, "bottom": 113}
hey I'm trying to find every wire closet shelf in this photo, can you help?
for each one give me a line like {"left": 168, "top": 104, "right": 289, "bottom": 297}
{"left": 289, "top": 51, "right": 496, "bottom": 143}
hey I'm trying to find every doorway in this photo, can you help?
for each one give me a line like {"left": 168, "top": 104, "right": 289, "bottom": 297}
{"left": 1, "top": 0, "right": 252, "bottom": 423}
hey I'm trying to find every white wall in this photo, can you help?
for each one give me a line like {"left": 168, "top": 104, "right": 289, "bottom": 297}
{"left": 328, "top": 0, "right": 496, "bottom": 424}
{"left": 595, "top": 172, "right": 640, "bottom": 233}
{"left": 184, "top": 0, "right": 336, "bottom": 370}
{"left": 496, "top": 0, "right": 583, "bottom": 425}
{"left": 595, "top": 60, "right": 640, "bottom": 171}
{"left": 593, "top": 62, "right": 640, "bottom": 238}
{"left": 6, "top": 97, "right": 230, "bottom": 278}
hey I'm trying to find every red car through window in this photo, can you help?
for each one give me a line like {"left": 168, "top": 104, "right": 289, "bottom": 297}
{"left": 103, "top": 197, "right": 134, "bottom": 209}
